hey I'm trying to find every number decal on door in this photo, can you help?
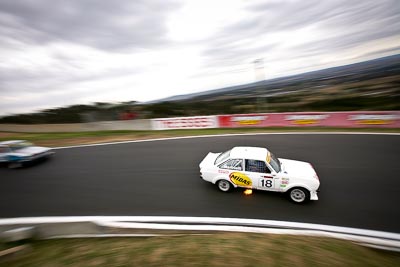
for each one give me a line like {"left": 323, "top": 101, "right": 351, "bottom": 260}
{"left": 260, "top": 179, "right": 273, "bottom": 188}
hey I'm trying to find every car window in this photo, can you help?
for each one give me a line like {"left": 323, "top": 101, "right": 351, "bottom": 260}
{"left": 215, "top": 149, "right": 231, "bottom": 165}
{"left": 268, "top": 151, "right": 281, "bottom": 173}
{"left": 0, "top": 146, "right": 9, "bottom": 153}
{"left": 9, "top": 141, "right": 33, "bottom": 151}
{"left": 219, "top": 159, "right": 243, "bottom": 171}
{"left": 245, "top": 159, "right": 271, "bottom": 173}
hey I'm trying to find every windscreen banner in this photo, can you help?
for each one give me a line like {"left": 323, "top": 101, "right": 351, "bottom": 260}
{"left": 152, "top": 116, "right": 218, "bottom": 130}
{"left": 218, "top": 111, "right": 400, "bottom": 128}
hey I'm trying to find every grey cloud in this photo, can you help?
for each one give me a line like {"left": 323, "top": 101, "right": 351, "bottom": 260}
{"left": 296, "top": 30, "right": 400, "bottom": 60}
{"left": 202, "top": 42, "right": 278, "bottom": 69}
{"left": 0, "top": 0, "right": 181, "bottom": 51}
{"left": 246, "top": 0, "right": 399, "bottom": 33}
{"left": 0, "top": 87, "right": 90, "bottom": 115}
{"left": 363, "top": 47, "right": 400, "bottom": 59}
{"left": 0, "top": 67, "right": 74, "bottom": 96}
{"left": 201, "top": 0, "right": 400, "bottom": 69}
{"left": 0, "top": 64, "right": 143, "bottom": 95}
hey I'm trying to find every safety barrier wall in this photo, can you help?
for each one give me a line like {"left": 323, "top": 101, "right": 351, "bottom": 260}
{"left": 152, "top": 111, "right": 400, "bottom": 130}
{"left": 1, "top": 111, "right": 399, "bottom": 132}
{"left": 151, "top": 116, "right": 218, "bottom": 130}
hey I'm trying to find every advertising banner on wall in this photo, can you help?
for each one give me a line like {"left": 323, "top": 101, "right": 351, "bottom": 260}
{"left": 152, "top": 116, "right": 218, "bottom": 130}
{"left": 218, "top": 111, "right": 400, "bottom": 128}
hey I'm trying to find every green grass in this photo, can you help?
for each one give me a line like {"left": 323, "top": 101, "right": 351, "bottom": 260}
{"left": 1, "top": 127, "right": 399, "bottom": 147}
{"left": 2, "top": 234, "right": 400, "bottom": 267}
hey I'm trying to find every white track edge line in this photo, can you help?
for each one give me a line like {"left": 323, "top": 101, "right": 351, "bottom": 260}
{"left": 52, "top": 132, "right": 400, "bottom": 149}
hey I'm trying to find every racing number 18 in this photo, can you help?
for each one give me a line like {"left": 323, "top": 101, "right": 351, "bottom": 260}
{"left": 260, "top": 179, "right": 273, "bottom": 188}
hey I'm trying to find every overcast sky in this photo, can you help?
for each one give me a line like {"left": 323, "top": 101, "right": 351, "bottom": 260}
{"left": 0, "top": 0, "right": 399, "bottom": 115}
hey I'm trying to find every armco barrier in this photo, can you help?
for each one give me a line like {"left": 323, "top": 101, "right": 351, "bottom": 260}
{"left": 218, "top": 111, "right": 400, "bottom": 128}
{"left": 1, "top": 216, "right": 400, "bottom": 252}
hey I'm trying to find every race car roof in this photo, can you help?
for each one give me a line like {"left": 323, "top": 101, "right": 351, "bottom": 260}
{"left": 0, "top": 140, "right": 25, "bottom": 145}
{"left": 230, "top": 146, "right": 270, "bottom": 162}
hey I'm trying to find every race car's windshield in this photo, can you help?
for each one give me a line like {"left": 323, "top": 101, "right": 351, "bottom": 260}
{"left": 9, "top": 141, "right": 33, "bottom": 151}
{"left": 215, "top": 149, "right": 231, "bottom": 165}
{"left": 268, "top": 152, "right": 281, "bottom": 173}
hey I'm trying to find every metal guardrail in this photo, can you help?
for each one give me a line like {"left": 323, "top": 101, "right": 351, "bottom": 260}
{"left": 1, "top": 216, "right": 400, "bottom": 252}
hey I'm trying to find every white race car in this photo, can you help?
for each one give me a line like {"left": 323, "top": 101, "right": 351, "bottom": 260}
{"left": 0, "top": 140, "right": 54, "bottom": 168}
{"left": 199, "top": 146, "right": 320, "bottom": 203}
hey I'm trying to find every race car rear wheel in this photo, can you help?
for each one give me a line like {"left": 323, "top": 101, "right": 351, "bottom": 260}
{"left": 8, "top": 161, "right": 23, "bottom": 169}
{"left": 289, "top": 187, "right": 310, "bottom": 203}
{"left": 217, "top": 180, "right": 232, "bottom": 192}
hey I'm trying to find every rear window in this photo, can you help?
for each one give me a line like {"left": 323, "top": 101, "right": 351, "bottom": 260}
{"left": 219, "top": 159, "right": 243, "bottom": 171}
{"left": 215, "top": 149, "right": 231, "bottom": 165}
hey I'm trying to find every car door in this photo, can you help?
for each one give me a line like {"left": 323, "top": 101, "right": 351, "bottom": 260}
{"left": 244, "top": 159, "right": 280, "bottom": 191}
{"left": 218, "top": 158, "right": 253, "bottom": 188}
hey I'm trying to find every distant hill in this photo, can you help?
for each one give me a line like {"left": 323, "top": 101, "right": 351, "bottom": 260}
{"left": 148, "top": 54, "right": 400, "bottom": 103}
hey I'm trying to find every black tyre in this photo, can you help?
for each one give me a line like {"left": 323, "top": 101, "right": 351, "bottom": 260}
{"left": 288, "top": 187, "right": 310, "bottom": 203}
{"left": 8, "top": 161, "right": 23, "bottom": 169}
{"left": 217, "top": 180, "right": 232, "bottom": 192}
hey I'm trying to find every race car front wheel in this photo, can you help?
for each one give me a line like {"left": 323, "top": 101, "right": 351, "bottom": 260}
{"left": 289, "top": 187, "right": 310, "bottom": 203}
{"left": 217, "top": 180, "right": 232, "bottom": 192}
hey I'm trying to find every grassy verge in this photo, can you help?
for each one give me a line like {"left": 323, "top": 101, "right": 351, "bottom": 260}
{"left": 0, "top": 127, "right": 399, "bottom": 147}
{"left": 2, "top": 233, "right": 400, "bottom": 267}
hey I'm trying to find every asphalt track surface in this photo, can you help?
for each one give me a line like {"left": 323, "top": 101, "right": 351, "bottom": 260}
{"left": 1, "top": 133, "right": 399, "bottom": 233}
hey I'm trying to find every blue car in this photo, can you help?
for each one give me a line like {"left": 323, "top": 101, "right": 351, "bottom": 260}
{"left": 0, "top": 140, "right": 54, "bottom": 168}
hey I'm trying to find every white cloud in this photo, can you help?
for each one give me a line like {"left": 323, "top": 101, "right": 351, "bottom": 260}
{"left": 167, "top": 0, "right": 248, "bottom": 42}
